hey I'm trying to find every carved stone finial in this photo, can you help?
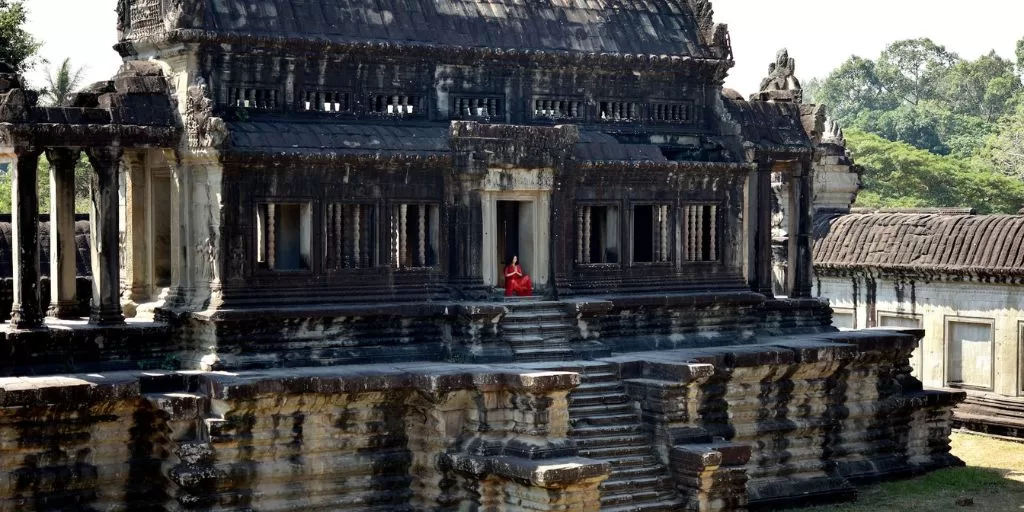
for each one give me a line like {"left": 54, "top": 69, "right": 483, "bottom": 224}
{"left": 821, "top": 117, "right": 846, "bottom": 147}
{"left": 753, "top": 48, "right": 803, "bottom": 103}
{"left": 185, "top": 78, "right": 227, "bottom": 149}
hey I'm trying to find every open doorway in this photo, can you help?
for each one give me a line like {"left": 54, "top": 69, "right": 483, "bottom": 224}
{"left": 495, "top": 200, "right": 535, "bottom": 290}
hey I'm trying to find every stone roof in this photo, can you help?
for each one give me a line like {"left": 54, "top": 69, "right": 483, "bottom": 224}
{"left": 0, "top": 220, "right": 91, "bottom": 279}
{"left": 225, "top": 121, "right": 677, "bottom": 163}
{"left": 814, "top": 213, "right": 1024, "bottom": 278}
{"left": 226, "top": 122, "right": 450, "bottom": 157}
{"left": 172, "top": 0, "right": 712, "bottom": 58}
{"left": 723, "top": 97, "right": 811, "bottom": 152}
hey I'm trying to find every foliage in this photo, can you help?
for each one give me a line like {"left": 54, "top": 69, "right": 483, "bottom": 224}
{"left": 979, "top": 104, "right": 1024, "bottom": 180}
{"left": 846, "top": 129, "right": 1024, "bottom": 214}
{"left": 0, "top": 155, "right": 92, "bottom": 214}
{"left": 40, "top": 58, "right": 86, "bottom": 107}
{"left": 0, "top": 0, "right": 40, "bottom": 71}
{"left": 817, "top": 38, "right": 1024, "bottom": 157}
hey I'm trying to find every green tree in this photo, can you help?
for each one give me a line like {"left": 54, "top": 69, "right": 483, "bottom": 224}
{"left": 847, "top": 129, "right": 1024, "bottom": 214}
{"left": 939, "top": 51, "right": 1021, "bottom": 121}
{"left": 979, "top": 105, "right": 1024, "bottom": 179}
{"left": 40, "top": 58, "right": 86, "bottom": 107}
{"left": 875, "top": 38, "right": 958, "bottom": 106}
{"left": 0, "top": 155, "right": 92, "bottom": 214}
{"left": 0, "top": 0, "right": 40, "bottom": 71}
{"left": 1016, "top": 37, "right": 1024, "bottom": 74}
{"left": 817, "top": 56, "right": 898, "bottom": 121}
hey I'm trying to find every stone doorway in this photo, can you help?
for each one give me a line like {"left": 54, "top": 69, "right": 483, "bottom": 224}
{"left": 496, "top": 200, "right": 529, "bottom": 289}
{"left": 482, "top": 192, "right": 549, "bottom": 290}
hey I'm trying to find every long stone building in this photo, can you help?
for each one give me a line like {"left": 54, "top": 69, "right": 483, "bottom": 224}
{"left": 0, "top": 1, "right": 961, "bottom": 511}
{"left": 815, "top": 209, "right": 1024, "bottom": 437}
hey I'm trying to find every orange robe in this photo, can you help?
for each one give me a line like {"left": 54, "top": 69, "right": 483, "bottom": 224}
{"left": 504, "top": 264, "right": 533, "bottom": 297}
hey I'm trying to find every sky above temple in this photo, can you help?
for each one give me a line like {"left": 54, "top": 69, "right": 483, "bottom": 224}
{"left": 19, "top": 0, "right": 1024, "bottom": 98}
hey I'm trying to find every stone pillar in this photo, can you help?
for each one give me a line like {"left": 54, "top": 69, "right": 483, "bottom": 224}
{"left": 787, "top": 160, "right": 814, "bottom": 298}
{"left": 86, "top": 145, "right": 125, "bottom": 325}
{"left": 45, "top": 148, "right": 81, "bottom": 319}
{"left": 121, "top": 151, "right": 148, "bottom": 311}
{"left": 10, "top": 147, "right": 43, "bottom": 329}
{"left": 753, "top": 158, "right": 774, "bottom": 298}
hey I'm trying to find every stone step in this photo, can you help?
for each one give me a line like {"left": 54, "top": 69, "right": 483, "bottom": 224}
{"left": 501, "top": 323, "right": 574, "bottom": 334}
{"left": 601, "top": 498, "right": 688, "bottom": 512}
{"left": 600, "top": 489, "right": 680, "bottom": 508}
{"left": 601, "top": 475, "right": 673, "bottom": 494}
{"left": 570, "top": 423, "right": 645, "bottom": 438}
{"left": 578, "top": 444, "right": 653, "bottom": 459}
{"left": 570, "top": 411, "right": 639, "bottom": 427}
{"left": 569, "top": 391, "right": 630, "bottom": 407}
{"left": 512, "top": 348, "right": 575, "bottom": 362}
{"left": 575, "top": 381, "right": 627, "bottom": 394}
{"left": 598, "top": 454, "right": 662, "bottom": 469}
{"left": 574, "top": 433, "right": 651, "bottom": 450}
{"left": 569, "top": 402, "right": 637, "bottom": 418}
{"left": 607, "top": 464, "right": 670, "bottom": 481}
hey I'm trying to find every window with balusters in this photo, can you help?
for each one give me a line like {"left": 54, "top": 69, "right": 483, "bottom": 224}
{"left": 649, "top": 102, "right": 691, "bottom": 123}
{"left": 575, "top": 205, "right": 620, "bottom": 265}
{"left": 256, "top": 203, "right": 312, "bottom": 271}
{"left": 599, "top": 101, "right": 640, "bottom": 122}
{"left": 301, "top": 90, "right": 349, "bottom": 113}
{"left": 369, "top": 94, "right": 421, "bottom": 115}
{"left": 391, "top": 203, "right": 440, "bottom": 269}
{"left": 632, "top": 205, "right": 672, "bottom": 264}
{"left": 229, "top": 86, "right": 281, "bottom": 111}
{"left": 533, "top": 98, "right": 584, "bottom": 120}
{"left": 682, "top": 204, "right": 719, "bottom": 262}
{"left": 325, "top": 203, "right": 377, "bottom": 270}
{"left": 453, "top": 96, "right": 503, "bottom": 119}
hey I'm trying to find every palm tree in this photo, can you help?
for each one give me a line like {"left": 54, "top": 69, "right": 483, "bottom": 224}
{"left": 40, "top": 57, "right": 86, "bottom": 106}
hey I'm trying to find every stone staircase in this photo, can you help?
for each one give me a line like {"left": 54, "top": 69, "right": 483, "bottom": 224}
{"left": 499, "top": 300, "right": 576, "bottom": 362}
{"left": 566, "top": 363, "right": 685, "bottom": 511}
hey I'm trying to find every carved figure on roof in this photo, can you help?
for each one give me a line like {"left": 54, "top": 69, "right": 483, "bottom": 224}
{"left": 755, "top": 49, "right": 803, "bottom": 103}
{"left": 821, "top": 117, "right": 846, "bottom": 147}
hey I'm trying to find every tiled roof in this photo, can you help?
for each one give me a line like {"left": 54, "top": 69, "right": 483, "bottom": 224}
{"left": 226, "top": 122, "right": 450, "bottom": 156}
{"left": 226, "top": 122, "right": 673, "bottom": 163}
{"left": 814, "top": 213, "right": 1024, "bottom": 278}
{"left": 198, "top": 0, "right": 709, "bottom": 57}
{"left": 723, "top": 98, "right": 811, "bottom": 151}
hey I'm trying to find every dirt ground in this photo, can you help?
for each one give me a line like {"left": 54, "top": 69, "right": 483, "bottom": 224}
{"left": 793, "top": 431, "right": 1024, "bottom": 512}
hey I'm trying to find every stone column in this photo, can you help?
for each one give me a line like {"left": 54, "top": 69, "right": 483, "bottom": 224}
{"left": 10, "top": 146, "right": 43, "bottom": 329}
{"left": 786, "top": 160, "right": 814, "bottom": 298}
{"left": 121, "top": 151, "right": 148, "bottom": 310}
{"left": 45, "top": 148, "right": 81, "bottom": 319}
{"left": 86, "top": 145, "right": 125, "bottom": 325}
{"left": 754, "top": 158, "right": 774, "bottom": 298}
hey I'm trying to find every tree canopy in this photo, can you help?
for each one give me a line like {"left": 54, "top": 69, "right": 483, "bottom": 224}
{"left": 812, "top": 37, "right": 1024, "bottom": 213}
{"left": 0, "top": 0, "right": 39, "bottom": 71}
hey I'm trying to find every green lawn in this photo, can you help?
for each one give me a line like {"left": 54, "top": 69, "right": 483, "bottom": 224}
{"left": 796, "top": 432, "right": 1024, "bottom": 511}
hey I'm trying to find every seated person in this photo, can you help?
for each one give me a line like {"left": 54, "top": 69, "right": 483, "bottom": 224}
{"left": 504, "top": 255, "right": 533, "bottom": 297}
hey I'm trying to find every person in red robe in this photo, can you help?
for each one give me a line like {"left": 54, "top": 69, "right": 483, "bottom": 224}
{"left": 504, "top": 255, "right": 533, "bottom": 297}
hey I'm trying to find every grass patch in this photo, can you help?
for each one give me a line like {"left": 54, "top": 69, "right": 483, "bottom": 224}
{"left": 793, "top": 432, "right": 1024, "bottom": 511}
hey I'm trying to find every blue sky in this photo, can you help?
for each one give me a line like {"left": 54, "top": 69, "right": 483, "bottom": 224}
{"left": 20, "top": 0, "right": 1024, "bottom": 97}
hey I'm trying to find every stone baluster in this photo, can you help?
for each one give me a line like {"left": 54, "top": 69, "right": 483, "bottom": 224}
{"left": 45, "top": 148, "right": 81, "bottom": 319}
{"left": 659, "top": 206, "right": 669, "bottom": 262}
{"left": 709, "top": 205, "right": 717, "bottom": 261}
{"left": 418, "top": 204, "right": 426, "bottom": 267}
{"left": 85, "top": 145, "right": 125, "bottom": 325}
{"left": 399, "top": 204, "right": 408, "bottom": 268}
{"left": 582, "top": 206, "right": 591, "bottom": 264}
{"left": 359, "top": 205, "right": 370, "bottom": 267}
{"left": 352, "top": 204, "right": 361, "bottom": 268}
{"left": 266, "top": 204, "right": 276, "bottom": 269}
{"left": 575, "top": 207, "right": 584, "bottom": 264}
{"left": 10, "top": 146, "right": 43, "bottom": 328}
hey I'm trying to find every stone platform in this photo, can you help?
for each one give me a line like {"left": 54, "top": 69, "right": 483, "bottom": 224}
{"left": 0, "top": 329, "right": 964, "bottom": 512}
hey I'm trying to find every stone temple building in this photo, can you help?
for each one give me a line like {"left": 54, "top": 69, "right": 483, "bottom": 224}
{"left": 0, "top": 1, "right": 962, "bottom": 511}
{"left": 815, "top": 208, "right": 1024, "bottom": 438}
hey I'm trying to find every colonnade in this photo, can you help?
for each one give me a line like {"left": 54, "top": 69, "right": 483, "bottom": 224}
{"left": 7, "top": 144, "right": 123, "bottom": 328}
